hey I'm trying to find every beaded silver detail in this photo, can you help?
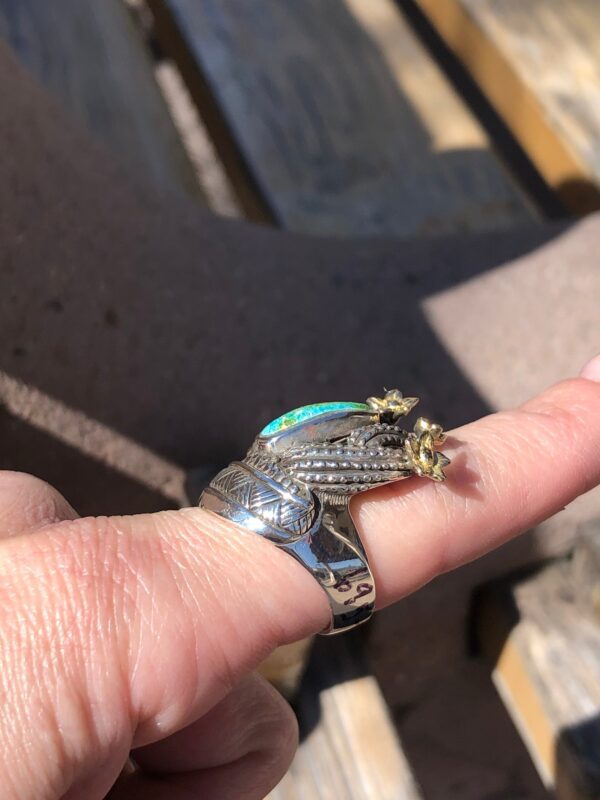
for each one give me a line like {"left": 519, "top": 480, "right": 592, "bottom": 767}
{"left": 200, "top": 391, "right": 449, "bottom": 634}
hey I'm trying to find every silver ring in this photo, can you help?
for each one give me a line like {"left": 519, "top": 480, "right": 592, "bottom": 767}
{"left": 199, "top": 390, "right": 450, "bottom": 635}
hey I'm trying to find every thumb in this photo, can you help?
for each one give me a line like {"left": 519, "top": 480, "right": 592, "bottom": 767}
{"left": 0, "top": 503, "right": 327, "bottom": 796}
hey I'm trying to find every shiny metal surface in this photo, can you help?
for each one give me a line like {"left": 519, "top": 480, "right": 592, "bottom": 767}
{"left": 200, "top": 390, "right": 450, "bottom": 634}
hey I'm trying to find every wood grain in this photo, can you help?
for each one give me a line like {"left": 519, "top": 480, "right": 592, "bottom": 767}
{"left": 415, "top": 0, "right": 600, "bottom": 214}
{"left": 148, "top": 0, "right": 532, "bottom": 235}
{"left": 0, "top": 0, "right": 199, "bottom": 197}
{"left": 479, "top": 562, "right": 600, "bottom": 799}
{"left": 268, "top": 637, "right": 422, "bottom": 800}
{"left": 573, "top": 520, "right": 600, "bottom": 622}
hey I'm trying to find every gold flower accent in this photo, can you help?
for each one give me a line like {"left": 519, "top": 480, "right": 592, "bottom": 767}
{"left": 405, "top": 417, "right": 450, "bottom": 482}
{"left": 367, "top": 389, "right": 419, "bottom": 422}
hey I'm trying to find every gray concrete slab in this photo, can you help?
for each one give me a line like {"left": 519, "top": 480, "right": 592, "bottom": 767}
{"left": 0, "top": 43, "right": 599, "bottom": 711}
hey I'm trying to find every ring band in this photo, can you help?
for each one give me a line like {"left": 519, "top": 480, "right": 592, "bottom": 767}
{"left": 199, "top": 390, "right": 449, "bottom": 635}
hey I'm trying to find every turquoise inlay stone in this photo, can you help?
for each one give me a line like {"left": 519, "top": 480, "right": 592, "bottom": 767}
{"left": 260, "top": 402, "right": 370, "bottom": 437}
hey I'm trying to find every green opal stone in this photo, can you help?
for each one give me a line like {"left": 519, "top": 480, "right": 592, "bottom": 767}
{"left": 260, "top": 402, "right": 370, "bottom": 437}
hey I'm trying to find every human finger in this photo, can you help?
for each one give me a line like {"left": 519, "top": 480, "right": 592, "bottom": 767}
{"left": 108, "top": 673, "right": 297, "bottom": 800}
{"left": 352, "top": 373, "right": 600, "bottom": 606}
{"left": 0, "top": 470, "right": 78, "bottom": 538}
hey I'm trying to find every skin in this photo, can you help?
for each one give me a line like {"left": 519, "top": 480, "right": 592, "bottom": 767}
{"left": 1, "top": 355, "right": 600, "bottom": 799}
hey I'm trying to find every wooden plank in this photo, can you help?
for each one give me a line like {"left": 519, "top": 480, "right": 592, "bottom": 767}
{"left": 573, "top": 519, "right": 600, "bottom": 621}
{"left": 0, "top": 0, "right": 199, "bottom": 197}
{"left": 478, "top": 560, "right": 600, "bottom": 799}
{"left": 414, "top": 0, "right": 600, "bottom": 215}
{"left": 148, "top": 0, "right": 533, "bottom": 236}
{"left": 268, "top": 636, "right": 422, "bottom": 800}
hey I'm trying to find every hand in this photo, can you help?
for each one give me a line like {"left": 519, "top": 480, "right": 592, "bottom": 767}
{"left": 1, "top": 358, "right": 600, "bottom": 800}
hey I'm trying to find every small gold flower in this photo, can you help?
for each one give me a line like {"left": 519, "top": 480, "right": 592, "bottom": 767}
{"left": 413, "top": 416, "right": 446, "bottom": 444}
{"left": 405, "top": 417, "right": 450, "bottom": 482}
{"left": 367, "top": 389, "right": 419, "bottom": 422}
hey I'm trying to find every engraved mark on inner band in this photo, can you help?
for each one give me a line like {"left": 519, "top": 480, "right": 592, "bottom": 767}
{"left": 343, "top": 584, "right": 374, "bottom": 605}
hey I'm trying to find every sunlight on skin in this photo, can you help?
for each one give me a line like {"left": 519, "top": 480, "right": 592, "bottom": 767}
{"left": 0, "top": 356, "right": 597, "bottom": 799}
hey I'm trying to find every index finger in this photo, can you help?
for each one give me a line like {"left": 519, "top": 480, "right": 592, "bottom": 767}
{"left": 352, "top": 370, "right": 600, "bottom": 608}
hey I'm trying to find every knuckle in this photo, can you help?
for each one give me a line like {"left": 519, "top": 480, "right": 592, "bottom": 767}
{"left": 244, "top": 678, "right": 298, "bottom": 782}
{"left": 0, "top": 515, "right": 132, "bottom": 663}
{"left": 0, "top": 470, "right": 51, "bottom": 495}
{"left": 0, "top": 471, "right": 74, "bottom": 532}
{"left": 260, "top": 683, "right": 298, "bottom": 748}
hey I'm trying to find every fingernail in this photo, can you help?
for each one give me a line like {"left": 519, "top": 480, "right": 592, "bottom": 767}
{"left": 580, "top": 353, "right": 600, "bottom": 382}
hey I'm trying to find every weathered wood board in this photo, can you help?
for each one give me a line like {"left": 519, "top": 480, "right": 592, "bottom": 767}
{"left": 268, "top": 637, "right": 422, "bottom": 800}
{"left": 0, "top": 0, "right": 198, "bottom": 197}
{"left": 148, "top": 0, "right": 533, "bottom": 235}
{"left": 479, "top": 561, "right": 600, "bottom": 799}
{"left": 415, "top": 0, "right": 600, "bottom": 214}
{"left": 573, "top": 520, "right": 600, "bottom": 623}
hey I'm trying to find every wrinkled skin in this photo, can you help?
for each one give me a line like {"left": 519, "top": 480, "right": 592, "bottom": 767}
{"left": 0, "top": 359, "right": 599, "bottom": 799}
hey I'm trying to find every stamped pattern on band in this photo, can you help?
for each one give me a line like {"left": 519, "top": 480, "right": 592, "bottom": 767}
{"left": 201, "top": 390, "right": 450, "bottom": 634}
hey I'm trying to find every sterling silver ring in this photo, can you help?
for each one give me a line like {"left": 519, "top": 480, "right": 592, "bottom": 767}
{"left": 199, "top": 390, "right": 450, "bottom": 635}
